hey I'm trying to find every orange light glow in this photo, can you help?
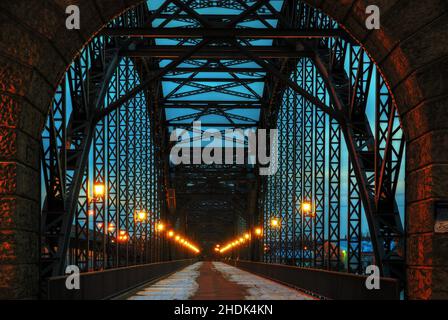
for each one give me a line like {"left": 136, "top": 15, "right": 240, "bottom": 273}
{"left": 302, "top": 202, "right": 312, "bottom": 214}
{"left": 135, "top": 210, "right": 148, "bottom": 222}
{"left": 118, "top": 230, "right": 129, "bottom": 242}
{"left": 166, "top": 231, "right": 201, "bottom": 254}
{"left": 156, "top": 222, "right": 165, "bottom": 232}
{"left": 270, "top": 218, "right": 280, "bottom": 228}
{"left": 218, "top": 230, "right": 255, "bottom": 254}
{"left": 93, "top": 183, "right": 105, "bottom": 198}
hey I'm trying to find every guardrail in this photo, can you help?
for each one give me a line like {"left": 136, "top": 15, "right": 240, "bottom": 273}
{"left": 226, "top": 260, "right": 400, "bottom": 300}
{"left": 47, "top": 259, "right": 195, "bottom": 300}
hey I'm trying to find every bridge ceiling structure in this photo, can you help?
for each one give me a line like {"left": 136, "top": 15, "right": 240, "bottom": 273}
{"left": 38, "top": 0, "right": 407, "bottom": 288}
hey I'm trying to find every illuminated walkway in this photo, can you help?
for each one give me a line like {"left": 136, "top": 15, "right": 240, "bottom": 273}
{"left": 126, "top": 262, "right": 314, "bottom": 300}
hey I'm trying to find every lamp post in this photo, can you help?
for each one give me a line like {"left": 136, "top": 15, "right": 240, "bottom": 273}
{"left": 134, "top": 210, "right": 148, "bottom": 262}
{"left": 297, "top": 200, "right": 313, "bottom": 266}
{"left": 90, "top": 183, "right": 106, "bottom": 271}
{"left": 270, "top": 217, "right": 281, "bottom": 263}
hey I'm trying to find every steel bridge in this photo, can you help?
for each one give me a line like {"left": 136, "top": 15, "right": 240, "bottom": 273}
{"left": 0, "top": 0, "right": 447, "bottom": 300}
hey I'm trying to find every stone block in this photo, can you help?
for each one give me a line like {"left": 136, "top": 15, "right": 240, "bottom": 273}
{"left": 407, "top": 129, "right": 448, "bottom": 172}
{"left": 406, "top": 164, "right": 448, "bottom": 203}
{"left": 0, "top": 196, "right": 39, "bottom": 233}
{"left": 407, "top": 199, "right": 436, "bottom": 234}
{"left": 0, "top": 230, "right": 39, "bottom": 264}
{"left": 0, "top": 264, "right": 39, "bottom": 299}
{"left": 402, "top": 98, "right": 448, "bottom": 143}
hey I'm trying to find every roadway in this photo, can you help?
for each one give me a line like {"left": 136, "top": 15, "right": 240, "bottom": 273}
{"left": 124, "top": 261, "right": 315, "bottom": 300}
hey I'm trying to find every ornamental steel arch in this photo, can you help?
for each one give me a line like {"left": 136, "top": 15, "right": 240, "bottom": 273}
{"left": 40, "top": 0, "right": 406, "bottom": 289}
{"left": 40, "top": 3, "right": 184, "bottom": 284}
{"left": 260, "top": 3, "right": 405, "bottom": 281}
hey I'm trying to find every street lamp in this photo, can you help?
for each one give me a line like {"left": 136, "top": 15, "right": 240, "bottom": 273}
{"left": 167, "top": 230, "right": 175, "bottom": 238}
{"left": 254, "top": 227, "right": 263, "bottom": 237}
{"left": 301, "top": 201, "right": 313, "bottom": 216}
{"left": 135, "top": 210, "right": 148, "bottom": 223}
{"left": 107, "top": 223, "right": 116, "bottom": 233}
{"left": 156, "top": 222, "right": 165, "bottom": 232}
{"left": 93, "top": 183, "right": 105, "bottom": 201}
{"left": 118, "top": 230, "right": 129, "bottom": 242}
{"left": 270, "top": 218, "right": 280, "bottom": 228}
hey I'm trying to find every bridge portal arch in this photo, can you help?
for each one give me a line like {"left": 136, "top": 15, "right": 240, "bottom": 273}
{"left": 0, "top": 0, "right": 447, "bottom": 299}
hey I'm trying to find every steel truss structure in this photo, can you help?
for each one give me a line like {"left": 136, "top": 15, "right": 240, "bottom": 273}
{"left": 261, "top": 3, "right": 405, "bottom": 280}
{"left": 40, "top": 5, "right": 174, "bottom": 282}
{"left": 40, "top": 0, "right": 406, "bottom": 288}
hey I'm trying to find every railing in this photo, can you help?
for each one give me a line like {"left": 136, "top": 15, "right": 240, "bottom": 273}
{"left": 226, "top": 260, "right": 400, "bottom": 300}
{"left": 47, "top": 259, "right": 195, "bottom": 300}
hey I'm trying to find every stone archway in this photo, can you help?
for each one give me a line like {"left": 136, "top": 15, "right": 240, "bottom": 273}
{"left": 0, "top": 0, "right": 446, "bottom": 299}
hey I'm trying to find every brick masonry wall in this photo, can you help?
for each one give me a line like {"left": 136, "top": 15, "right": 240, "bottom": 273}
{"left": 308, "top": 0, "right": 448, "bottom": 300}
{"left": 0, "top": 0, "right": 446, "bottom": 299}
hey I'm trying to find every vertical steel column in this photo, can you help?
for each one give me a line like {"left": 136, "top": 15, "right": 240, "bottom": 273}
{"left": 118, "top": 59, "right": 129, "bottom": 266}
{"left": 277, "top": 87, "right": 288, "bottom": 264}
{"left": 302, "top": 58, "right": 314, "bottom": 267}
{"left": 134, "top": 91, "right": 144, "bottom": 264}
{"left": 328, "top": 115, "right": 341, "bottom": 270}
{"left": 42, "top": 78, "right": 67, "bottom": 263}
{"left": 106, "top": 68, "right": 119, "bottom": 269}
{"left": 69, "top": 54, "right": 91, "bottom": 272}
{"left": 127, "top": 60, "right": 137, "bottom": 265}
{"left": 285, "top": 86, "right": 295, "bottom": 265}
{"left": 93, "top": 105, "right": 106, "bottom": 271}
{"left": 346, "top": 46, "right": 369, "bottom": 274}
{"left": 294, "top": 62, "right": 304, "bottom": 267}
{"left": 314, "top": 64, "right": 326, "bottom": 268}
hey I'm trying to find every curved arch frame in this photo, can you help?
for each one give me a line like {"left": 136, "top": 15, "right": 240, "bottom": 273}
{"left": 0, "top": 0, "right": 447, "bottom": 299}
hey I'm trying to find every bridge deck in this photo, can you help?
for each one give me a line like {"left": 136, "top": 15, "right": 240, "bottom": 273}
{"left": 125, "top": 262, "right": 315, "bottom": 300}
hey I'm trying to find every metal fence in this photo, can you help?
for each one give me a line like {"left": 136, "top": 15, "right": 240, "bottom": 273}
{"left": 47, "top": 259, "right": 195, "bottom": 300}
{"left": 227, "top": 260, "right": 399, "bottom": 300}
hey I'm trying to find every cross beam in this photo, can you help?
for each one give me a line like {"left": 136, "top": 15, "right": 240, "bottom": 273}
{"left": 101, "top": 28, "right": 345, "bottom": 39}
{"left": 121, "top": 46, "right": 314, "bottom": 59}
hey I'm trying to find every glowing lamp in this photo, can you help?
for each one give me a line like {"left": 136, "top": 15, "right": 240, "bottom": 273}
{"left": 302, "top": 202, "right": 312, "bottom": 214}
{"left": 118, "top": 230, "right": 129, "bottom": 242}
{"left": 270, "top": 218, "right": 280, "bottom": 228}
{"left": 93, "top": 184, "right": 105, "bottom": 198}
{"left": 157, "top": 223, "right": 165, "bottom": 232}
{"left": 135, "top": 210, "right": 147, "bottom": 222}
